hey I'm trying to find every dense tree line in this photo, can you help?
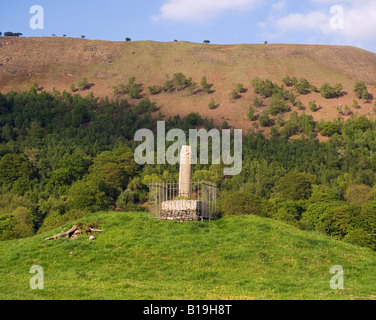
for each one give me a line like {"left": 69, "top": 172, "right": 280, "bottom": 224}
{"left": 1, "top": 79, "right": 376, "bottom": 251}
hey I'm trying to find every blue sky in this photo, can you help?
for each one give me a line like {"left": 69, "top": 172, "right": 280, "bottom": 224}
{"left": 1, "top": 0, "right": 376, "bottom": 52}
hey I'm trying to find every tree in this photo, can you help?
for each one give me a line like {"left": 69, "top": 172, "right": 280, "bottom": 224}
{"left": 295, "top": 78, "right": 311, "bottom": 95}
{"left": 78, "top": 77, "right": 90, "bottom": 91}
{"left": 0, "top": 32, "right": 2, "bottom": 36}
{"left": 282, "top": 76, "right": 294, "bottom": 87}
{"left": 247, "top": 107, "right": 255, "bottom": 121}
{"left": 230, "top": 89, "right": 240, "bottom": 100}
{"left": 221, "top": 191, "right": 262, "bottom": 216}
{"left": 125, "top": 37, "right": 131, "bottom": 42}
{"left": 269, "top": 97, "right": 289, "bottom": 115}
{"left": 203, "top": 40, "right": 210, "bottom": 44}
{"left": 200, "top": 76, "right": 212, "bottom": 93}
{"left": 208, "top": 98, "right": 216, "bottom": 110}
{"left": 274, "top": 172, "right": 316, "bottom": 201}
{"left": 4, "top": 32, "right": 22, "bottom": 37}
{"left": 236, "top": 83, "right": 245, "bottom": 93}
{"left": 253, "top": 97, "right": 263, "bottom": 108}
{"left": 308, "top": 100, "right": 318, "bottom": 112}
{"left": 345, "top": 185, "right": 375, "bottom": 205}
{"left": 0, "top": 154, "right": 34, "bottom": 188}
{"left": 354, "top": 81, "right": 370, "bottom": 100}
{"left": 320, "top": 82, "right": 343, "bottom": 99}
{"left": 259, "top": 111, "right": 271, "bottom": 127}
{"left": 353, "top": 100, "right": 360, "bottom": 109}
{"left": 11, "top": 206, "right": 35, "bottom": 238}
{"left": 67, "top": 178, "right": 111, "bottom": 212}
{"left": 81, "top": 35, "right": 86, "bottom": 39}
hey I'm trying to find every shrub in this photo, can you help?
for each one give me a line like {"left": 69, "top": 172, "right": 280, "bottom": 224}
{"left": 344, "top": 228, "right": 376, "bottom": 250}
{"left": 208, "top": 98, "right": 216, "bottom": 110}
{"left": 236, "top": 83, "right": 245, "bottom": 93}
{"left": 259, "top": 111, "right": 272, "bottom": 127}
{"left": 148, "top": 85, "right": 162, "bottom": 95}
{"left": 117, "top": 189, "right": 135, "bottom": 210}
{"left": 282, "top": 76, "right": 294, "bottom": 87}
{"left": 268, "top": 199, "right": 305, "bottom": 228}
{"left": 308, "top": 100, "right": 318, "bottom": 112}
{"left": 318, "top": 121, "right": 341, "bottom": 137}
{"left": 274, "top": 172, "right": 316, "bottom": 201}
{"left": 320, "top": 82, "right": 343, "bottom": 99}
{"left": 247, "top": 107, "right": 255, "bottom": 121}
{"left": 295, "top": 78, "right": 311, "bottom": 95}
{"left": 354, "top": 82, "right": 370, "bottom": 100}
{"left": 221, "top": 191, "right": 262, "bottom": 216}
{"left": 253, "top": 97, "right": 263, "bottom": 108}
{"left": 269, "top": 97, "right": 290, "bottom": 115}
{"left": 230, "top": 89, "right": 240, "bottom": 100}
{"left": 11, "top": 206, "right": 35, "bottom": 238}
{"left": 78, "top": 77, "right": 90, "bottom": 91}
{"left": 345, "top": 185, "right": 375, "bottom": 205}
{"left": 200, "top": 76, "right": 212, "bottom": 93}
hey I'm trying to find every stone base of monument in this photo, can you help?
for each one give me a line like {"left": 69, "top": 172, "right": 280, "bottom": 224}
{"left": 160, "top": 200, "right": 207, "bottom": 222}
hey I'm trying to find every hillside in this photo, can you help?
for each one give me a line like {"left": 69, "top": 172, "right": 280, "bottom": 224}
{"left": 0, "top": 211, "right": 375, "bottom": 300}
{"left": 1, "top": 37, "right": 376, "bottom": 130}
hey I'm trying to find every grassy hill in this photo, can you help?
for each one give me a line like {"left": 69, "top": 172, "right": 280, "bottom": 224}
{"left": 1, "top": 38, "right": 376, "bottom": 131}
{"left": 0, "top": 211, "right": 375, "bottom": 300}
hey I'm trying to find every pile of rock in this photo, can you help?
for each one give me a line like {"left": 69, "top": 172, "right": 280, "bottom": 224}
{"left": 159, "top": 209, "right": 201, "bottom": 222}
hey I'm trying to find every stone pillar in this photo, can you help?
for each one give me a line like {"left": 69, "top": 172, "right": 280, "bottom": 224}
{"left": 179, "top": 145, "right": 191, "bottom": 198}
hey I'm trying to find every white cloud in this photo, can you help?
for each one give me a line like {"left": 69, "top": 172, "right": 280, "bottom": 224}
{"left": 262, "top": 0, "right": 376, "bottom": 51}
{"left": 152, "top": 0, "right": 257, "bottom": 23}
{"left": 274, "top": 11, "right": 329, "bottom": 32}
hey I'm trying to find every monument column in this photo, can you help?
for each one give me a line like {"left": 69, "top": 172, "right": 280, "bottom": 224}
{"left": 179, "top": 145, "right": 192, "bottom": 198}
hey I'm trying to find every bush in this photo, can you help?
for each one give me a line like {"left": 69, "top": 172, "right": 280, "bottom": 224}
{"left": 78, "top": 77, "right": 90, "bottom": 91}
{"left": 268, "top": 199, "right": 305, "bottom": 228}
{"left": 208, "top": 98, "right": 216, "bottom": 110}
{"left": 148, "top": 85, "right": 162, "bottom": 95}
{"left": 230, "top": 89, "right": 240, "bottom": 100}
{"left": 295, "top": 78, "right": 311, "bottom": 95}
{"left": 344, "top": 228, "right": 376, "bottom": 250}
{"left": 200, "top": 76, "right": 212, "bottom": 93}
{"left": 354, "top": 82, "right": 370, "bottom": 100}
{"left": 236, "top": 83, "right": 246, "bottom": 93}
{"left": 253, "top": 97, "right": 263, "bottom": 108}
{"left": 320, "top": 82, "right": 343, "bottom": 99}
{"left": 11, "top": 206, "right": 35, "bottom": 238}
{"left": 38, "top": 209, "right": 89, "bottom": 233}
{"left": 269, "top": 97, "right": 290, "bottom": 115}
{"left": 308, "top": 100, "right": 318, "bottom": 112}
{"left": 259, "top": 111, "right": 272, "bottom": 127}
{"left": 318, "top": 121, "right": 341, "bottom": 137}
{"left": 221, "top": 191, "right": 262, "bottom": 216}
{"left": 274, "top": 172, "right": 316, "bottom": 201}
{"left": 247, "top": 107, "right": 255, "bottom": 121}
{"left": 282, "top": 76, "right": 294, "bottom": 87}
{"left": 116, "top": 189, "right": 135, "bottom": 209}
{"left": 345, "top": 185, "right": 375, "bottom": 205}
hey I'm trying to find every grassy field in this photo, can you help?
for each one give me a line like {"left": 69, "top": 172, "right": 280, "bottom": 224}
{"left": 0, "top": 211, "right": 375, "bottom": 300}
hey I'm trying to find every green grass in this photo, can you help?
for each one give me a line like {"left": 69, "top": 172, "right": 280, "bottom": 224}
{"left": 0, "top": 211, "right": 375, "bottom": 300}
